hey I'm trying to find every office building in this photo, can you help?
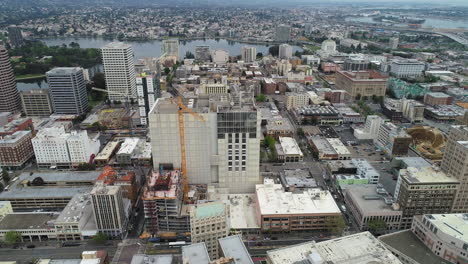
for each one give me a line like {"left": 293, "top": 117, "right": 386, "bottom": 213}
{"left": 390, "top": 60, "right": 425, "bottom": 78}
{"left": 210, "top": 50, "right": 229, "bottom": 65}
{"left": 47, "top": 67, "right": 88, "bottom": 115}
{"left": 32, "top": 127, "right": 100, "bottom": 168}
{"left": 267, "top": 232, "right": 402, "bottom": 264}
{"left": 344, "top": 185, "right": 402, "bottom": 234}
{"left": 195, "top": 45, "right": 211, "bottom": 61}
{"left": 401, "top": 99, "right": 425, "bottom": 123}
{"left": 309, "top": 137, "right": 351, "bottom": 160}
{"left": 136, "top": 73, "right": 158, "bottom": 126}
{"left": 354, "top": 115, "right": 385, "bottom": 140}
{"left": 376, "top": 122, "right": 412, "bottom": 157}
{"left": 394, "top": 166, "right": 459, "bottom": 229}
{"left": 0, "top": 131, "right": 34, "bottom": 169}
{"left": 91, "top": 185, "right": 128, "bottom": 238}
{"left": 54, "top": 193, "right": 95, "bottom": 241}
{"left": 101, "top": 42, "right": 137, "bottom": 102}
{"left": 389, "top": 37, "right": 399, "bottom": 49}
{"left": 441, "top": 126, "right": 468, "bottom": 213}
{"left": 285, "top": 92, "right": 309, "bottom": 110}
{"left": 241, "top": 46, "right": 256, "bottom": 63}
{"left": 190, "top": 202, "right": 230, "bottom": 260}
{"left": 0, "top": 45, "right": 21, "bottom": 113}
{"left": 275, "top": 25, "right": 291, "bottom": 42}
{"left": 20, "top": 89, "right": 54, "bottom": 117}
{"left": 161, "top": 39, "right": 179, "bottom": 58}
{"left": 424, "top": 92, "right": 453, "bottom": 106}
{"left": 343, "top": 58, "right": 369, "bottom": 71}
{"left": 412, "top": 214, "right": 468, "bottom": 264}
{"left": 335, "top": 70, "right": 388, "bottom": 99}
{"left": 0, "top": 171, "right": 99, "bottom": 211}
{"left": 255, "top": 179, "right": 341, "bottom": 232}
{"left": 278, "top": 44, "right": 293, "bottom": 60}
{"left": 149, "top": 96, "right": 261, "bottom": 193}
{"left": 265, "top": 117, "right": 294, "bottom": 139}
{"left": 7, "top": 26, "right": 24, "bottom": 47}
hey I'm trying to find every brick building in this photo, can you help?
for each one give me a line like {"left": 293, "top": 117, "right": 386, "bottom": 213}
{"left": 0, "top": 130, "right": 34, "bottom": 169}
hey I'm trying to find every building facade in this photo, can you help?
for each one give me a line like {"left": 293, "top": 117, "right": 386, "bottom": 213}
{"left": 241, "top": 46, "right": 256, "bottom": 63}
{"left": 390, "top": 60, "right": 425, "bottom": 78}
{"left": 101, "top": 42, "right": 137, "bottom": 102}
{"left": 335, "top": 70, "right": 388, "bottom": 99}
{"left": 20, "top": 89, "right": 54, "bottom": 117}
{"left": 195, "top": 45, "right": 211, "bottom": 62}
{"left": 136, "top": 73, "right": 158, "bottom": 126}
{"left": 0, "top": 45, "right": 21, "bottom": 113}
{"left": 278, "top": 44, "right": 293, "bottom": 60}
{"left": 91, "top": 185, "right": 127, "bottom": 238}
{"left": 0, "top": 131, "right": 34, "bottom": 169}
{"left": 7, "top": 26, "right": 24, "bottom": 47}
{"left": 275, "top": 25, "right": 291, "bottom": 42}
{"left": 161, "top": 39, "right": 179, "bottom": 58}
{"left": 47, "top": 67, "right": 88, "bottom": 115}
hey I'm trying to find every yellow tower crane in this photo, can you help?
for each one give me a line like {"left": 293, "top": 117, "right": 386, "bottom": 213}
{"left": 170, "top": 96, "right": 205, "bottom": 202}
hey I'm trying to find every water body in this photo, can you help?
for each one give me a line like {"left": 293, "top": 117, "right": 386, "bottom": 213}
{"left": 17, "top": 37, "right": 302, "bottom": 91}
{"left": 345, "top": 16, "right": 468, "bottom": 29}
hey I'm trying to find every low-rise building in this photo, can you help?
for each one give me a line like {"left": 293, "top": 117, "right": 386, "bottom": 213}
{"left": 344, "top": 184, "right": 402, "bottom": 234}
{"left": 424, "top": 104, "right": 465, "bottom": 121}
{"left": 390, "top": 60, "right": 425, "bottom": 78}
{"left": 0, "top": 213, "right": 58, "bottom": 242}
{"left": 285, "top": 92, "right": 309, "bottom": 110}
{"left": 382, "top": 98, "right": 403, "bottom": 123}
{"left": 275, "top": 137, "right": 303, "bottom": 163}
{"left": 294, "top": 105, "right": 342, "bottom": 126}
{"left": 267, "top": 231, "right": 402, "bottom": 264}
{"left": 0, "top": 130, "right": 34, "bottom": 169}
{"left": 402, "top": 99, "right": 425, "bottom": 123}
{"left": 255, "top": 179, "right": 341, "bottom": 232}
{"left": 309, "top": 137, "right": 351, "bottom": 160}
{"left": 265, "top": 117, "right": 294, "bottom": 139}
{"left": 279, "top": 169, "right": 318, "bottom": 191}
{"left": 54, "top": 193, "right": 96, "bottom": 241}
{"left": 424, "top": 92, "right": 453, "bottom": 106}
{"left": 94, "top": 140, "right": 122, "bottom": 166}
{"left": 335, "top": 70, "right": 388, "bottom": 99}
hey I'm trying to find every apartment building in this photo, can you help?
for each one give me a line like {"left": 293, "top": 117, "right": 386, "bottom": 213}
{"left": 394, "top": 166, "right": 460, "bottom": 229}
{"left": 161, "top": 39, "right": 179, "bottom": 58}
{"left": 101, "top": 42, "right": 137, "bottom": 102}
{"left": 0, "top": 130, "right": 34, "bottom": 169}
{"left": 285, "top": 92, "right": 309, "bottom": 110}
{"left": 402, "top": 99, "right": 425, "bottom": 123}
{"left": 190, "top": 202, "right": 230, "bottom": 260}
{"left": 335, "top": 70, "right": 388, "bottom": 99}
{"left": 47, "top": 67, "right": 88, "bottom": 115}
{"left": 376, "top": 122, "right": 412, "bottom": 157}
{"left": 275, "top": 25, "right": 290, "bottom": 42}
{"left": 136, "top": 73, "right": 159, "bottom": 126}
{"left": 0, "top": 45, "right": 21, "bottom": 113}
{"left": 241, "top": 46, "right": 256, "bottom": 63}
{"left": 354, "top": 115, "right": 385, "bottom": 140}
{"left": 279, "top": 44, "right": 293, "bottom": 60}
{"left": 20, "top": 89, "right": 54, "bottom": 117}
{"left": 7, "top": 26, "right": 24, "bottom": 47}
{"left": 91, "top": 185, "right": 129, "bottom": 238}
{"left": 424, "top": 92, "right": 453, "bottom": 106}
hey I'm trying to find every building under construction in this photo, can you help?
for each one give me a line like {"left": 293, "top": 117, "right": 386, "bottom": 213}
{"left": 142, "top": 169, "right": 207, "bottom": 238}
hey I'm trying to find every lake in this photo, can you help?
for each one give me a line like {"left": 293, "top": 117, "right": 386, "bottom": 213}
{"left": 17, "top": 37, "right": 303, "bottom": 91}
{"left": 345, "top": 16, "right": 468, "bottom": 29}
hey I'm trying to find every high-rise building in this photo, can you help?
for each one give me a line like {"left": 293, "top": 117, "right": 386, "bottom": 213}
{"left": 241, "top": 46, "right": 256, "bottom": 63}
{"left": 190, "top": 202, "right": 229, "bottom": 260}
{"left": 136, "top": 73, "right": 159, "bottom": 126}
{"left": 441, "top": 125, "right": 468, "bottom": 213}
{"left": 7, "top": 26, "right": 24, "bottom": 48}
{"left": 275, "top": 25, "right": 291, "bottom": 42}
{"left": 91, "top": 185, "right": 128, "bottom": 238}
{"left": 20, "top": 89, "right": 54, "bottom": 117}
{"left": 394, "top": 166, "right": 459, "bottom": 229}
{"left": 0, "top": 45, "right": 21, "bottom": 113}
{"left": 376, "top": 122, "right": 412, "bottom": 157}
{"left": 401, "top": 99, "right": 424, "bottom": 123}
{"left": 210, "top": 50, "right": 229, "bottom": 65}
{"left": 101, "top": 42, "right": 137, "bottom": 102}
{"left": 149, "top": 94, "right": 261, "bottom": 193}
{"left": 195, "top": 45, "right": 211, "bottom": 62}
{"left": 389, "top": 37, "right": 399, "bottom": 49}
{"left": 278, "top": 44, "right": 293, "bottom": 60}
{"left": 161, "top": 39, "right": 179, "bottom": 58}
{"left": 46, "top": 67, "right": 88, "bottom": 115}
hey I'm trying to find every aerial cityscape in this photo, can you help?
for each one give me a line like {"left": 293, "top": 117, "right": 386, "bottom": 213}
{"left": 0, "top": 0, "right": 467, "bottom": 263}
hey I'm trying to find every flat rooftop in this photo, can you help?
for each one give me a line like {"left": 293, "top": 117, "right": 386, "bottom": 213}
{"left": 219, "top": 235, "right": 254, "bottom": 264}
{"left": 379, "top": 230, "right": 450, "bottom": 264}
{"left": 345, "top": 185, "right": 401, "bottom": 216}
{"left": 268, "top": 231, "right": 401, "bottom": 264}
{"left": 0, "top": 213, "right": 58, "bottom": 230}
{"left": 55, "top": 193, "right": 93, "bottom": 225}
{"left": 280, "top": 169, "right": 317, "bottom": 189}
{"left": 393, "top": 157, "right": 431, "bottom": 169}
{"left": 117, "top": 138, "right": 140, "bottom": 155}
{"left": 193, "top": 202, "right": 225, "bottom": 219}
{"left": 46, "top": 67, "right": 81, "bottom": 75}
{"left": 327, "top": 138, "right": 350, "bottom": 155}
{"left": 182, "top": 243, "right": 210, "bottom": 264}
{"left": 0, "top": 130, "right": 31, "bottom": 144}
{"left": 131, "top": 254, "right": 173, "bottom": 264}
{"left": 401, "top": 166, "right": 459, "bottom": 184}
{"left": 423, "top": 214, "right": 468, "bottom": 243}
{"left": 256, "top": 179, "right": 340, "bottom": 216}
{"left": 278, "top": 137, "right": 303, "bottom": 156}
{"left": 95, "top": 140, "right": 120, "bottom": 160}
{"left": 102, "top": 42, "right": 131, "bottom": 49}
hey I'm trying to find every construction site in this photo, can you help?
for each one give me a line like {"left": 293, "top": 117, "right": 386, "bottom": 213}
{"left": 407, "top": 125, "right": 447, "bottom": 161}
{"left": 141, "top": 169, "right": 207, "bottom": 241}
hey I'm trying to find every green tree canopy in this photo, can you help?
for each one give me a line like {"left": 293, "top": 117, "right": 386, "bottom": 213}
{"left": 255, "top": 94, "right": 267, "bottom": 102}
{"left": 367, "top": 219, "right": 387, "bottom": 235}
{"left": 92, "top": 232, "right": 109, "bottom": 244}
{"left": 325, "top": 216, "right": 346, "bottom": 236}
{"left": 4, "top": 231, "right": 21, "bottom": 245}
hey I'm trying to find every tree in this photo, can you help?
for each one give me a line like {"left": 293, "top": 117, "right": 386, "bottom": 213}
{"left": 1, "top": 169, "right": 9, "bottom": 183}
{"left": 185, "top": 51, "right": 195, "bottom": 59}
{"left": 164, "top": 67, "right": 170, "bottom": 75}
{"left": 78, "top": 162, "right": 96, "bottom": 171}
{"left": 4, "top": 231, "right": 21, "bottom": 245}
{"left": 325, "top": 216, "right": 346, "bottom": 236}
{"left": 92, "top": 232, "right": 109, "bottom": 244}
{"left": 255, "top": 94, "right": 267, "bottom": 102}
{"left": 355, "top": 93, "right": 361, "bottom": 101}
{"left": 264, "top": 136, "right": 276, "bottom": 150}
{"left": 92, "top": 72, "right": 106, "bottom": 89}
{"left": 297, "top": 127, "right": 304, "bottom": 136}
{"left": 268, "top": 45, "right": 279, "bottom": 57}
{"left": 367, "top": 219, "right": 387, "bottom": 235}
{"left": 256, "top": 52, "right": 263, "bottom": 59}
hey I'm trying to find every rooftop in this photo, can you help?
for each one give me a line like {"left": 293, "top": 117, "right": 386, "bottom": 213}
{"left": 401, "top": 166, "right": 459, "bottom": 184}
{"left": 182, "top": 243, "right": 210, "bottom": 264}
{"left": 379, "top": 230, "right": 450, "bottom": 264}
{"left": 102, "top": 42, "right": 132, "bottom": 50}
{"left": 117, "top": 138, "right": 140, "bottom": 155}
{"left": 268, "top": 231, "right": 401, "bottom": 264}
{"left": 423, "top": 214, "right": 468, "bottom": 243}
{"left": 345, "top": 185, "right": 400, "bottom": 216}
{"left": 193, "top": 202, "right": 226, "bottom": 219}
{"left": 255, "top": 179, "right": 340, "bottom": 216}
{"left": 46, "top": 67, "right": 82, "bottom": 75}
{"left": 0, "top": 130, "right": 31, "bottom": 144}
{"left": 55, "top": 193, "right": 94, "bottom": 225}
{"left": 130, "top": 254, "right": 173, "bottom": 264}
{"left": 95, "top": 140, "right": 121, "bottom": 160}
{"left": 280, "top": 169, "right": 317, "bottom": 189}
{"left": 278, "top": 137, "right": 303, "bottom": 156}
{"left": 218, "top": 235, "right": 254, "bottom": 264}
{"left": 327, "top": 138, "right": 350, "bottom": 155}
{"left": 426, "top": 92, "right": 451, "bottom": 98}
{"left": 0, "top": 213, "right": 58, "bottom": 230}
